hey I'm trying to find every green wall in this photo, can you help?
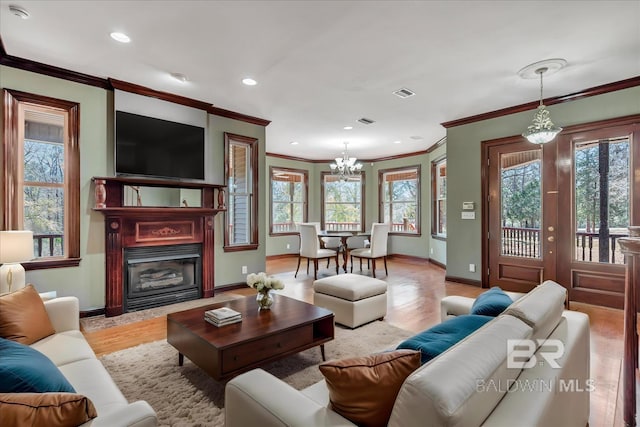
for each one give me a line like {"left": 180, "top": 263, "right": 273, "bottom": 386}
{"left": 446, "top": 85, "right": 640, "bottom": 283}
{"left": 265, "top": 148, "right": 447, "bottom": 261}
{"left": 0, "top": 65, "right": 266, "bottom": 310}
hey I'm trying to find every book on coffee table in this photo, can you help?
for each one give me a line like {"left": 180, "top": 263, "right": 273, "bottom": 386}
{"left": 205, "top": 307, "right": 241, "bottom": 320}
{"left": 205, "top": 316, "right": 242, "bottom": 327}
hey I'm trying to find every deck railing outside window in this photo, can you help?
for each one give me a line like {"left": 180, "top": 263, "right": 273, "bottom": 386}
{"left": 501, "top": 227, "right": 627, "bottom": 263}
{"left": 33, "top": 233, "right": 64, "bottom": 258}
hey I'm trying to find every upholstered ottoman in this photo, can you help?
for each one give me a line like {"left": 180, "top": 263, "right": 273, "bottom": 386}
{"left": 313, "top": 274, "right": 387, "bottom": 328}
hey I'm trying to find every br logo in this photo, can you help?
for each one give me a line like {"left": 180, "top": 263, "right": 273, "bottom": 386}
{"left": 507, "top": 339, "right": 564, "bottom": 369}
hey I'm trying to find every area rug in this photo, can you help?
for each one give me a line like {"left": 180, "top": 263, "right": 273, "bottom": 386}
{"left": 100, "top": 320, "right": 413, "bottom": 426}
{"left": 81, "top": 293, "right": 243, "bottom": 332}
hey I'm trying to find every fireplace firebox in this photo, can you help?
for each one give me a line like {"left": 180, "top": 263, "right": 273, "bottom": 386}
{"left": 124, "top": 244, "right": 202, "bottom": 312}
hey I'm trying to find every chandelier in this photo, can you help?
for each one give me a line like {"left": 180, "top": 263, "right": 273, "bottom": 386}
{"left": 519, "top": 59, "right": 566, "bottom": 144}
{"left": 329, "top": 142, "right": 362, "bottom": 181}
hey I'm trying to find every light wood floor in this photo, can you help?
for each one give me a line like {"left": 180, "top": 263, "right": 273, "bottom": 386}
{"left": 82, "top": 256, "right": 625, "bottom": 426}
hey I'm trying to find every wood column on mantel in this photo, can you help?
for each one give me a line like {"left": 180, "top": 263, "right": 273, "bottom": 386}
{"left": 91, "top": 176, "right": 226, "bottom": 316}
{"left": 619, "top": 226, "right": 640, "bottom": 427}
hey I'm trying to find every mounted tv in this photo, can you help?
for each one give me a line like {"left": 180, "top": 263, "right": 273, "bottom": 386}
{"left": 115, "top": 111, "right": 205, "bottom": 181}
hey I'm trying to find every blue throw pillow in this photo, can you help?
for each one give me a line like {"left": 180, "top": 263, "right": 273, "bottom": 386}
{"left": 470, "top": 287, "right": 512, "bottom": 317}
{"left": 396, "top": 315, "right": 493, "bottom": 364}
{"left": 0, "top": 337, "right": 75, "bottom": 393}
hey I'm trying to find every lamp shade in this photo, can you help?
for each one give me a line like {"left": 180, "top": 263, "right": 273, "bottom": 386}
{"left": 0, "top": 231, "right": 34, "bottom": 263}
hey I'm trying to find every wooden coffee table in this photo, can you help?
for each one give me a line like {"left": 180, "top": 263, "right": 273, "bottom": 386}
{"left": 166, "top": 294, "right": 334, "bottom": 381}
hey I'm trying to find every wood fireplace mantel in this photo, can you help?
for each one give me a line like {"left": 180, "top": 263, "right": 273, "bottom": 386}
{"left": 92, "top": 176, "right": 226, "bottom": 317}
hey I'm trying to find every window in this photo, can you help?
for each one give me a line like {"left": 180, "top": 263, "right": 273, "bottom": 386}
{"left": 270, "top": 167, "right": 308, "bottom": 235}
{"left": 380, "top": 166, "right": 420, "bottom": 235}
{"left": 431, "top": 158, "right": 447, "bottom": 238}
{"left": 2, "top": 89, "right": 80, "bottom": 269}
{"left": 321, "top": 172, "right": 364, "bottom": 232}
{"left": 224, "top": 133, "right": 258, "bottom": 251}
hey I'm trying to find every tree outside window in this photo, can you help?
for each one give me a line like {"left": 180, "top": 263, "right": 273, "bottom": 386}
{"left": 270, "top": 167, "right": 308, "bottom": 235}
{"left": 2, "top": 89, "right": 80, "bottom": 268}
{"left": 431, "top": 158, "right": 446, "bottom": 238}
{"left": 380, "top": 166, "right": 420, "bottom": 235}
{"left": 321, "top": 172, "right": 364, "bottom": 232}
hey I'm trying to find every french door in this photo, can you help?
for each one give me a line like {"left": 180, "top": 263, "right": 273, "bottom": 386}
{"left": 483, "top": 116, "right": 639, "bottom": 308}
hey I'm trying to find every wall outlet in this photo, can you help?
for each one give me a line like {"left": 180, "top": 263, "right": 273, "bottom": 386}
{"left": 241, "top": 266, "right": 247, "bottom": 274}
{"left": 469, "top": 263, "right": 476, "bottom": 273}
{"left": 430, "top": 247, "right": 434, "bottom": 255}
{"left": 286, "top": 243, "right": 291, "bottom": 249}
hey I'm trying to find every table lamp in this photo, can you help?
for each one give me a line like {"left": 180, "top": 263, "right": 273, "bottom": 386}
{"left": 0, "top": 230, "right": 34, "bottom": 294}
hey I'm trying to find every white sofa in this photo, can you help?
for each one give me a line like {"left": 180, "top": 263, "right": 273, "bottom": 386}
{"left": 225, "top": 281, "right": 590, "bottom": 427}
{"left": 30, "top": 296, "right": 157, "bottom": 427}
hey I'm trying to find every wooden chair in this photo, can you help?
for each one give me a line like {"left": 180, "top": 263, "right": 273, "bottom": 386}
{"left": 350, "top": 223, "right": 390, "bottom": 278}
{"left": 295, "top": 223, "right": 339, "bottom": 279}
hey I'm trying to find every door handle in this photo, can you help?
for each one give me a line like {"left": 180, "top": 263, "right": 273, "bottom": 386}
{"left": 547, "top": 236, "right": 555, "bottom": 242}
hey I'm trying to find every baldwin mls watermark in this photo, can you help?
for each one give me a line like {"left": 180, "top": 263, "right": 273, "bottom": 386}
{"left": 476, "top": 339, "right": 595, "bottom": 393}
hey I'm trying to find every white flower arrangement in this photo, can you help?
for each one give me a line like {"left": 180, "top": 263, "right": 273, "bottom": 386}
{"left": 246, "top": 272, "right": 285, "bottom": 292}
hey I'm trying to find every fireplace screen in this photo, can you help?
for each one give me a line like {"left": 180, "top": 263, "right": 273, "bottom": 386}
{"left": 124, "top": 244, "right": 201, "bottom": 312}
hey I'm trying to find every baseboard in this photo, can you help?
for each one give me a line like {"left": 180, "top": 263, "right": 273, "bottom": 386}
{"left": 445, "top": 275, "right": 482, "bottom": 287}
{"left": 387, "top": 254, "right": 428, "bottom": 263}
{"left": 216, "top": 282, "right": 250, "bottom": 292}
{"left": 80, "top": 308, "right": 105, "bottom": 318}
{"left": 266, "top": 254, "right": 298, "bottom": 261}
{"left": 428, "top": 258, "right": 446, "bottom": 269}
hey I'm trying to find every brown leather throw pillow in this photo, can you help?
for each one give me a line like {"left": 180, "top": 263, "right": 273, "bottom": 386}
{"left": 0, "top": 393, "right": 97, "bottom": 426}
{"left": 318, "top": 349, "right": 421, "bottom": 427}
{"left": 0, "top": 284, "right": 55, "bottom": 344}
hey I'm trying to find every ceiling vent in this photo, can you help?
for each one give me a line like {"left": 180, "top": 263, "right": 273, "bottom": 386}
{"left": 357, "top": 117, "right": 375, "bottom": 125}
{"left": 9, "top": 5, "right": 30, "bottom": 19}
{"left": 393, "top": 87, "right": 415, "bottom": 98}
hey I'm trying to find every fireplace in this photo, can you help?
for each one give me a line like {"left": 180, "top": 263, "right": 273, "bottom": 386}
{"left": 124, "top": 244, "right": 202, "bottom": 312}
{"left": 92, "top": 176, "right": 226, "bottom": 317}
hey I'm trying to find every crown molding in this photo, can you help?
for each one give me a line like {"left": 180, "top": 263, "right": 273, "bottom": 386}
{"left": 266, "top": 148, "right": 432, "bottom": 164}
{"left": 208, "top": 106, "right": 271, "bottom": 126}
{"left": 442, "top": 75, "right": 640, "bottom": 128}
{"left": 109, "top": 78, "right": 211, "bottom": 111}
{"left": 0, "top": 36, "right": 110, "bottom": 89}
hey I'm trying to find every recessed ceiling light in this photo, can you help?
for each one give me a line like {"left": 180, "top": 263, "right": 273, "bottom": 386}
{"left": 290, "top": 141, "right": 299, "bottom": 145}
{"left": 110, "top": 32, "right": 131, "bottom": 43}
{"left": 393, "top": 140, "right": 401, "bottom": 144}
{"left": 170, "top": 72, "right": 188, "bottom": 83}
{"left": 9, "top": 5, "right": 30, "bottom": 19}
{"left": 343, "top": 126, "right": 353, "bottom": 130}
{"left": 242, "top": 78, "right": 257, "bottom": 86}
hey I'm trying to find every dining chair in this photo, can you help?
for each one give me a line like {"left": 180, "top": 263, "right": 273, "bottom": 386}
{"left": 295, "top": 223, "right": 339, "bottom": 279}
{"left": 310, "top": 222, "right": 343, "bottom": 267}
{"left": 350, "top": 223, "right": 390, "bottom": 278}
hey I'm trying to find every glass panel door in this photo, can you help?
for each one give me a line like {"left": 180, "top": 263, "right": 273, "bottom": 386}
{"left": 500, "top": 149, "right": 542, "bottom": 259}
{"left": 574, "top": 137, "right": 630, "bottom": 264}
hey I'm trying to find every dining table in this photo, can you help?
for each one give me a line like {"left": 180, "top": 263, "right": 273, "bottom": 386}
{"left": 316, "top": 230, "right": 370, "bottom": 273}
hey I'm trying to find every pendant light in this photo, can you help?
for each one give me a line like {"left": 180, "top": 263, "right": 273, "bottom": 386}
{"left": 519, "top": 59, "right": 567, "bottom": 144}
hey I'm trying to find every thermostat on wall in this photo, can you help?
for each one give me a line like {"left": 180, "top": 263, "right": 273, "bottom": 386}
{"left": 462, "top": 202, "right": 475, "bottom": 210}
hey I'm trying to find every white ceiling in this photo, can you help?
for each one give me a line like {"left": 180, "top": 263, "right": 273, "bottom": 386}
{"left": 1, "top": 1, "right": 639, "bottom": 160}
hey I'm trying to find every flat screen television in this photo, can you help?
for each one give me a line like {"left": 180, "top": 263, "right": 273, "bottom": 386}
{"left": 115, "top": 111, "right": 205, "bottom": 181}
